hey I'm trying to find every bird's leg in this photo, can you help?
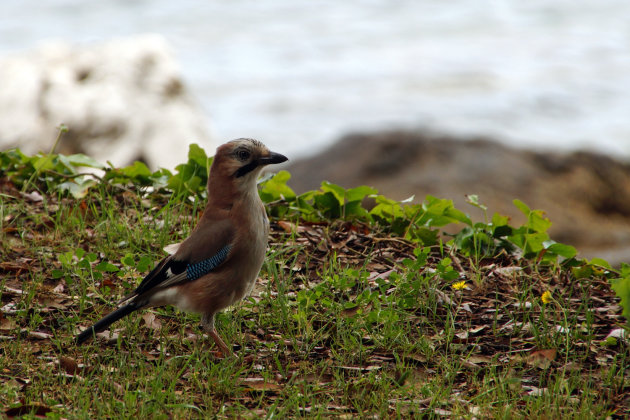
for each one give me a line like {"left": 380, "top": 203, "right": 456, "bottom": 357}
{"left": 208, "top": 329, "right": 231, "bottom": 357}
{"left": 201, "top": 313, "right": 232, "bottom": 357}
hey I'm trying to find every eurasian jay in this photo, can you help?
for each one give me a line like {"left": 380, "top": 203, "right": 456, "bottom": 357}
{"left": 76, "top": 138, "right": 288, "bottom": 355}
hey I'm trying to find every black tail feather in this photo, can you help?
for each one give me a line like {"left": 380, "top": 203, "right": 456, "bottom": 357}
{"left": 76, "top": 302, "right": 139, "bottom": 344}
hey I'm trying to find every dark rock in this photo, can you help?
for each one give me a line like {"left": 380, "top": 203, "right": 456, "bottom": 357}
{"left": 285, "top": 130, "right": 630, "bottom": 264}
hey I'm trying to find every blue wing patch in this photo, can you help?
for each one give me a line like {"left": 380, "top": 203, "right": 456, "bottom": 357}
{"left": 186, "top": 244, "right": 231, "bottom": 281}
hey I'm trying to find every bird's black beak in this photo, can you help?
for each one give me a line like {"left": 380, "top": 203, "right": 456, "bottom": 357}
{"left": 259, "top": 151, "right": 288, "bottom": 165}
{"left": 234, "top": 151, "right": 288, "bottom": 178}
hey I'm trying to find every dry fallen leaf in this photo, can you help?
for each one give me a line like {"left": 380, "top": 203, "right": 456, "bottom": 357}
{"left": 5, "top": 403, "right": 52, "bottom": 418}
{"left": 28, "top": 331, "right": 52, "bottom": 340}
{"left": 433, "top": 289, "right": 454, "bottom": 306}
{"left": 527, "top": 349, "right": 557, "bottom": 369}
{"left": 111, "top": 381, "right": 125, "bottom": 395}
{"left": 340, "top": 303, "right": 372, "bottom": 318}
{"left": 277, "top": 220, "right": 297, "bottom": 233}
{"left": 455, "top": 331, "right": 469, "bottom": 340}
{"left": 467, "top": 355, "right": 494, "bottom": 365}
{"left": 0, "top": 316, "right": 16, "bottom": 331}
{"left": 334, "top": 365, "right": 381, "bottom": 373}
{"left": 434, "top": 408, "right": 452, "bottom": 416}
{"left": 367, "top": 269, "right": 395, "bottom": 282}
{"left": 22, "top": 190, "right": 43, "bottom": 202}
{"left": 524, "top": 385, "right": 547, "bottom": 396}
{"left": 606, "top": 328, "right": 627, "bottom": 340}
{"left": 469, "top": 325, "right": 487, "bottom": 334}
{"left": 96, "top": 330, "right": 119, "bottom": 343}
{"left": 142, "top": 312, "right": 162, "bottom": 330}
{"left": 493, "top": 266, "right": 523, "bottom": 277}
{"left": 241, "top": 378, "right": 283, "bottom": 392}
{"left": 59, "top": 356, "right": 80, "bottom": 375}
{"left": 0, "top": 261, "right": 31, "bottom": 273}
{"left": 99, "top": 278, "right": 116, "bottom": 290}
{"left": 2, "top": 286, "right": 26, "bottom": 295}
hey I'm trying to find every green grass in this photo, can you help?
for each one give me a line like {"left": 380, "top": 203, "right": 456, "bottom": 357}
{"left": 1, "top": 158, "right": 629, "bottom": 418}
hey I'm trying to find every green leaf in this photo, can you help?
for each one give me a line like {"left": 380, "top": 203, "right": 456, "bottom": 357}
{"left": 444, "top": 206, "right": 473, "bottom": 226}
{"left": 466, "top": 194, "right": 488, "bottom": 211}
{"left": 546, "top": 243, "right": 578, "bottom": 259}
{"left": 137, "top": 256, "right": 153, "bottom": 272}
{"left": 259, "top": 170, "right": 296, "bottom": 202}
{"left": 526, "top": 210, "right": 552, "bottom": 233}
{"left": 313, "top": 192, "right": 341, "bottom": 218}
{"left": 57, "top": 179, "right": 98, "bottom": 199}
{"left": 572, "top": 264, "right": 593, "bottom": 279}
{"left": 603, "top": 336, "right": 618, "bottom": 346}
{"left": 417, "top": 196, "right": 472, "bottom": 227}
{"left": 295, "top": 194, "right": 315, "bottom": 214}
{"left": 491, "top": 212, "right": 510, "bottom": 228}
{"left": 120, "top": 161, "right": 153, "bottom": 179}
{"left": 345, "top": 185, "right": 378, "bottom": 203}
{"left": 509, "top": 228, "right": 549, "bottom": 254}
{"left": 611, "top": 267, "right": 630, "bottom": 320}
{"left": 514, "top": 199, "right": 552, "bottom": 233}
{"left": 491, "top": 212, "right": 512, "bottom": 237}
{"left": 513, "top": 199, "right": 531, "bottom": 216}
{"left": 407, "top": 226, "right": 439, "bottom": 245}
{"left": 121, "top": 254, "right": 135, "bottom": 267}
{"left": 60, "top": 153, "right": 105, "bottom": 170}
{"left": 57, "top": 252, "right": 72, "bottom": 266}
{"left": 32, "top": 155, "right": 55, "bottom": 172}
{"left": 590, "top": 258, "right": 612, "bottom": 270}
{"left": 166, "top": 145, "right": 213, "bottom": 197}
{"left": 95, "top": 260, "right": 120, "bottom": 273}
{"left": 344, "top": 200, "right": 369, "bottom": 218}
{"left": 77, "top": 259, "right": 90, "bottom": 269}
{"left": 370, "top": 195, "right": 406, "bottom": 220}
{"left": 423, "top": 195, "right": 451, "bottom": 214}
{"left": 187, "top": 143, "right": 210, "bottom": 169}
{"left": 320, "top": 181, "right": 347, "bottom": 205}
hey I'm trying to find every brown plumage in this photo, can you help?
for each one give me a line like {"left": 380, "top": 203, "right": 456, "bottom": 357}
{"left": 76, "top": 139, "right": 288, "bottom": 355}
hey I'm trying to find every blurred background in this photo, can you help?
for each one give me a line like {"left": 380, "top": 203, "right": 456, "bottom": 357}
{"left": 2, "top": 0, "right": 630, "bottom": 261}
{"left": 1, "top": 0, "right": 629, "bottom": 162}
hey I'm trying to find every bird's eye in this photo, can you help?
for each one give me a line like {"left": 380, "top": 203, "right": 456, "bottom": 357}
{"left": 236, "top": 149, "right": 251, "bottom": 161}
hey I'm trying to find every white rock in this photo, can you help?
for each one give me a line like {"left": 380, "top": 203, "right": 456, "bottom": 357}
{"left": 0, "top": 35, "right": 215, "bottom": 169}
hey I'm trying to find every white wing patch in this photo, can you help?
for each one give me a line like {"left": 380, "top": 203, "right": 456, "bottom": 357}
{"left": 158, "top": 270, "right": 188, "bottom": 288}
{"left": 150, "top": 288, "right": 196, "bottom": 312}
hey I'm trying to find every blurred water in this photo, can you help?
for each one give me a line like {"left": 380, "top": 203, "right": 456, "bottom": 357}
{"left": 1, "top": 0, "right": 629, "bottom": 159}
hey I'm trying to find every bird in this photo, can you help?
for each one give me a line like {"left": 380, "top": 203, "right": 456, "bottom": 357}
{"left": 75, "top": 138, "right": 288, "bottom": 355}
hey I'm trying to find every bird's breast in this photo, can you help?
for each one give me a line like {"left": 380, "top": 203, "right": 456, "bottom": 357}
{"left": 218, "top": 200, "right": 268, "bottom": 305}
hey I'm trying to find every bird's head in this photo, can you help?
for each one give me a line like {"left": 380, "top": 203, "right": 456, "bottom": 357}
{"left": 208, "top": 138, "right": 288, "bottom": 196}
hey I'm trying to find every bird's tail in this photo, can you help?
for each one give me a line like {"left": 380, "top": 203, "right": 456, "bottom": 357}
{"left": 75, "top": 302, "right": 139, "bottom": 344}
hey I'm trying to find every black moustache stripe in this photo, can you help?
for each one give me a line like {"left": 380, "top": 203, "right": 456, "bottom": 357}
{"left": 234, "top": 160, "right": 259, "bottom": 178}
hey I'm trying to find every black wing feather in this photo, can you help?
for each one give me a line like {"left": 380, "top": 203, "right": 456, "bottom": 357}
{"left": 76, "top": 301, "right": 139, "bottom": 344}
{"left": 126, "top": 243, "right": 232, "bottom": 299}
{"left": 132, "top": 256, "right": 188, "bottom": 297}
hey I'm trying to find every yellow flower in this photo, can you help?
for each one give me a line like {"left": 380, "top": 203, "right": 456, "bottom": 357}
{"left": 541, "top": 290, "right": 552, "bottom": 304}
{"left": 452, "top": 281, "right": 467, "bottom": 291}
